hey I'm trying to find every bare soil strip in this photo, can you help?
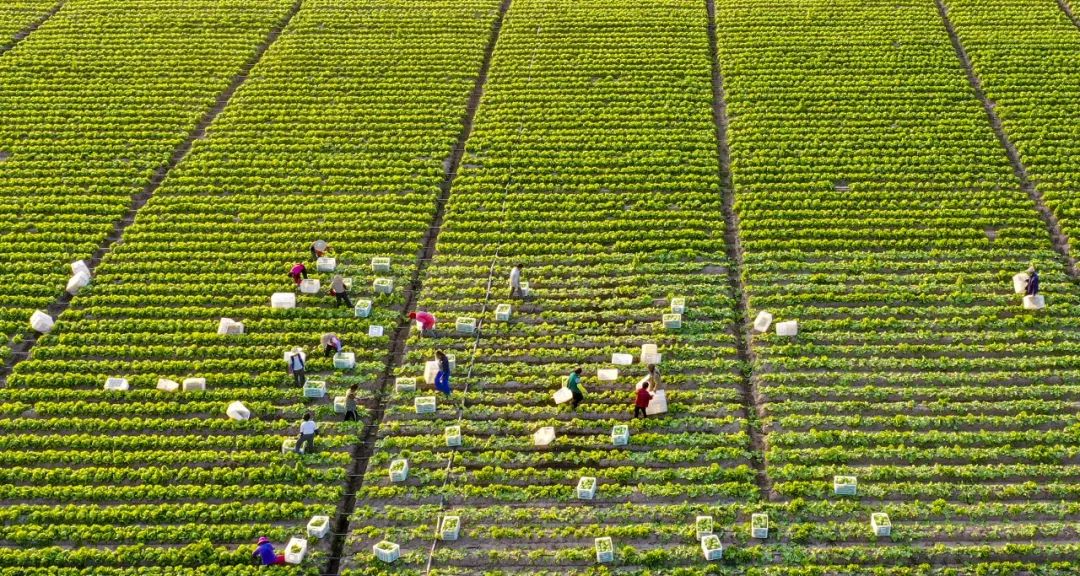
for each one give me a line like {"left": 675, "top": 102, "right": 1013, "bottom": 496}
{"left": 936, "top": 0, "right": 1080, "bottom": 279}
{"left": 1057, "top": 0, "right": 1080, "bottom": 30}
{"left": 321, "top": 1, "right": 512, "bottom": 573}
{"left": 0, "top": 0, "right": 306, "bottom": 385}
{"left": 705, "top": 0, "right": 775, "bottom": 501}
{"left": 0, "top": 0, "right": 66, "bottom": 57}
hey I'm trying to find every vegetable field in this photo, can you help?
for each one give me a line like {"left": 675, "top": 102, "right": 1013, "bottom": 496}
{"left": 0, "top": 0, "right": 1078, "bottom": 574}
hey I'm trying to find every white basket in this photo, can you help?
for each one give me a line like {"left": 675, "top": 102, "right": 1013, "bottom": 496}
{"left": 315, "top": 257, "right": 336, "bottom": 272}
{"left": 552, "top": 386, "right": 573, "bottom": 405}
{"left": 611, "top": 353, "right": 633, "bottom": 365}
{"left": 373, "top": 278, "right": 393, "bottom": 294}
{"left": 871, "top": 512, "right": 891, "bottom": 537}
{"left": 701, "top": 534, "right": 723, "bottom": 561}
{"left": 670, "top": 297, "right": 686, "bottom": 314}
{"left": 373, "top": 541, "right": 400, "bottom": 563}
{"left": 595, "top": 537, "right": 614, "bottom": 563}
{"left": 66, "top": 271, "right": 91, "bottom": 295}
{"left": 270, "top": 292, "right": 296, "bottom": 309}
{"left": 284, "top": 536, "right": 307, "bottom": 564}
{"left": 753, "top": 310, "right": 773, "bottom": 333}
{"left": 576, "top": 476, "right": 597, "bottom": 500}
{"left": 225, "top": 401, "right": 250, "bottom": 421}
{"left": 696, "top": 515, "right": 714, "bottom": 539}
{"left": 776, "top": 320, "right": 798, "bottom": 337}
{"left": 371, "top": 257, "right": 391, "bottom": 273}
{"left": 663, "top": 313, "right": 682, "bottom": 329}
{"left": 71, "top": 260, "right": 90, "bottom": 277}
{"left": 333, "top": 396, "right": 347, "bottom": 414}
{"left": 424, "top": 360, "right": 439, "bottom": 385}
{"left": 304, "top": 380, "right": 327, "bottom": 399}
{"left": 495, "top": 304, "right": 512, "bottom": 322}
{"left": 217, "top": 318, "right": 244, "bottom": 335}
{"left": 281, "top": 438, "right": 297, "bottom": 454}
{"left": 103, "top": 377, "right": 128, "bottom": 392}
{"left": 456, "top": 317, "right": 477, "bottom": 334}
{"left": 833, "top": 475, "right": 858, "bottom": 496}
{"left": 1023, "top": 294, "right": 1045, "bottom": 310}
{"left": 354, "top": 299, "right": 372, "bottom": 318}
{"left": 445, "top": 425, "right": 462, "bottom": 447}
{"left": 389, "top": 458, "right": 409, "bottom": 482}
{"left": 1013, "top": 272, "right": 1030, "bottom": 294}
{"left": 307, "top": 515, "right": 331, "bottom": 539}
{"left": 156, "top": 378, "right": 179, "bottom": 392}
{"left": 29, "top": 310, "right": 54, "bottom": 334}
{"left": 396, "top": 377, "right": 417, "bottom": 392}
{"left": 641, "top": 352, "right": 662, "bottom": 365}
{"left": 333, "top": 352, "right": 355, "bottom": 370}
{"left": 299, "top": 279, "right": 321, "bottom": 294}
{"left": 414, "top": 396, "right": 436, "bottom": 414}
{"left": 597, "top": 368, "right": 619, "bottom": 381}
{"left": 368, "top": 325, "right": 384, "bottom": 337}
{"left": 646, "top": 389, "right": 668, "bottom": 415}
{"left": 611, "top": 425, "right": 629, "bottom": 446}
{"left": 641, "top": 343, "right": 658, "bottom": 356}
{"left": 182, "top": 378, "right": 206, "bottom": 392}
{"left": 751, "top": 513, "right": 769, "bottom": 539}
{"left": 439, "top": 515, "right": 461, "bottom": 541}
{"left": 533, "top": 426, "right": 555, "bottom": 446}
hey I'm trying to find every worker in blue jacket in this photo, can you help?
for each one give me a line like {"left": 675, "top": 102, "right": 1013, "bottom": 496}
{"left": 1025, "top": 266, "right": 1040, "bottom": 296}
{"left": 252, "top": 536, "right": 285, "bottom": 565}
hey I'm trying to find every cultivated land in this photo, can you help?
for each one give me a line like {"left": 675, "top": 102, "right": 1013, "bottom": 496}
{"left": 0, "top": 0, "right": 1078, "bottom": 575}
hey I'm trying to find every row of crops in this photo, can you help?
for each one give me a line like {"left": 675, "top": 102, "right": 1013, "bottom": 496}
{"left": 1, "top": 0, "right": 1080, "bottom": 574}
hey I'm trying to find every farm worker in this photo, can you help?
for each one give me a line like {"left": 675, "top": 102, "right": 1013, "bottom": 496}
{"left": 409, "top": 310, "right": 437, "bottom": 337}
{"left": 287, "top": 348, "right": 306, "bottom": 388}
{"left": 296, "top": 412, "right": 316, "bottom": 454}
{"left": 509, "top": 264, "right": 523, "bottom": 298}
{"left": 252, "top": 536, "right": 285, "bottom": 565}
{"left": 330, "top": 275, "right": 352, "bottom": 308}
{"left": 634, "top": 380, "right": 653, "bottom": 419}
{"left": 567, "top": 367, "right": 584, "bottom": 411}
{"left": 289, "top": 262, "right": 308, "bottom": 285}
{"left": 321, "top": 333, "right": 342, "bottom": 358}
{"left": 1026, "top": 266, "right": 1040, "bottom": 296}
{"left": 646, "top": 364, "right": 661, "bottom": 392}
{"left": 343, "top": 383, "right": 359, "bottom": 422}
{"left": 434, "top": 350, "right": 452, "bottom": 396}
{"left": 310, "top": 239, "right": 330, "bottom": 260}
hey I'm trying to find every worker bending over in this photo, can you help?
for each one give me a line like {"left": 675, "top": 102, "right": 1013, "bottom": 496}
{"left": 252, "top": 536, "right": 285, "bottom": 565}
{"left": 409, "top": 310, "right": 437, "bottom": 337}
{"left": 289, "top": 262, "right": 308, "bottom": 285}
{"left": 509, "top": 264, "right": 524, "bottom": 299}
{"left": 330, "top": 275, "right": 352, "bottom": 308}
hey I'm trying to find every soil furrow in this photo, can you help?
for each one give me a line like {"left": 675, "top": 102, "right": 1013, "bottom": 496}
{"left": 1057, "top": 0, "right": 1080, "bottom": 30}
{"left": 0, "top": 0, "right": 65, "bottom": 57}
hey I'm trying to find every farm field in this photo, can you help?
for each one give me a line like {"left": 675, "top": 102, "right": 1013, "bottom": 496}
{"left": 0, "top": 0, "right": 1078, "bottom": 575}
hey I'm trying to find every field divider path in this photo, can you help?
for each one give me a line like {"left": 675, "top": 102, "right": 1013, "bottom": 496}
{"left": 0, "top": 0, "right": 305, "bottom": 386}
{"left": 705, "top": 0, "right": 775, "bottom": 501}
{"left": 0, "top": 0, "right": 66, "bottom": 57}
{"left": 1056, "top": 0, "right": 1080, "bottom": 30}
{"left": 936, "top": 0, "right": 1080, "bottom": 279}
{"left": 322, "top": 1, "right": 512, "bottom": 573}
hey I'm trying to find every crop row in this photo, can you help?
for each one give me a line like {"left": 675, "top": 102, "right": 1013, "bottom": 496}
{"left": 0, "top": 1, "right": 57, "bottom": 45}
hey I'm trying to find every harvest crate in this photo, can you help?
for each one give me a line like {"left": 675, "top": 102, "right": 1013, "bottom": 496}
{"left": 594, "top": 537, "right": 613, "bottom": 563}
{"left": 333, "top": 352, "right": 355, "bottom": 370}
{"left": 576, "top": 476, "right": 597, "bottom": 500}
{"left": 776, "top": 320, "right": 798, "bottom": 337}
{"left": 281, "top": 438, "right": 297, "bottom": 454}
{"left": 662, "top": 313, "right": 682, "bottom": 329}
{"left": 833, "top": 475, "right": 858, "bottom": 496}
{"left": 701, "top": 534, "right": 723, "bottom": 561}
{"left": 753, "top": 310, "right": 773, "bottom": 332}
{"left": 696, "top": 515, "right": 713, "bottom": 539}
{"left": 1023, "top": 294, "right": 1045, "bottom": 310}
{"left": 270, "top": 292, "right": 295, "bottom": 309}
{"left": 495, "top": 303, "right": 512, "bottom": 322}
{"left": 307, "top": 515, "right": 330, "bottom": 539}
{"left": 354, "top": 299, "right": 372, "bottom": 318}
{"left": 871, "top": 513, "right": 891, "bottom": 537}
{"left": 103, "top": 377, "right": 129, "bottom": 392}
{"left": 303, "top": 380, "right": 327, "bottom": 399}
{"left": 533, "top": 426, "right": 555, "bottom": 447}
{"left": 597, "top": 368, "right": 619, "bottom": 381}
{"left": 439, "top": 515, "right": 461, "bottom": 541}
{"left": 156, "top": 378, "right": 179, "bottom": 393}
{"left": 182, "top": 377, "right": 205, "bottom": 392}
{"left": 670, "top": 297, "right": 686, "bottom": 314}
{"left": 373, "top": 541, "right": 400, "bottom": 563}
{"left": 611, "top": 353, "right": 633, "bottom": 365}
{"left": 389, "top": 458, "right": 409, "bottom": 482}
{"left": 445, "top": 425, "right": 462, "bottom": 447}
{"left": 611, "top": 424, "right": 629, "bottom": 446}
{"left": 456, "top": 317, "right": 477, "bottom": 334}
{"left": 225, "top": 401, "right": 250, "bottom": 421}
{"left": 299, "top": 279, "right": 321, "bottom": 294}
{"left": 333, "top": 396, "right": 347, "bottom": 414}
{"left": 751, "top": 513, "right": 769, "bottom": 539}
{"left": 371, "top": 256, "right": 391, "bottom": 272}
{"left": 315, "top": 256, "right": 336, "bottom": 272}
{"left": 284, "top": 537, "right": 307, "bottom": 564}
{"left": 368, "top": 324, "right": 384, "bottom": 337}
{"left": 373, "top": 277, "right": 393, "bottom": 294}
{"left": 396, "top": 377, "right": 417, "bottom": 393}
{"left": 414, "top": 396, "right": 436, "bottom": 414}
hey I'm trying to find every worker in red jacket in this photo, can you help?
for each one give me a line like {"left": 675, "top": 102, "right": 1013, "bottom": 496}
{"left": 634, "top": 380, "right": 653, "bottom": 419}
{"left": 409, "top": 310, "right": 437, "bottom": 337}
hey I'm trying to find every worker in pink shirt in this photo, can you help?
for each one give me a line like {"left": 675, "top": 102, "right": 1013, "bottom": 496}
{"left": 408, "top": 310, "right": 437, "bottom": 337}
{"left": 288, "top": 262, "right": 308, "bottom": 286}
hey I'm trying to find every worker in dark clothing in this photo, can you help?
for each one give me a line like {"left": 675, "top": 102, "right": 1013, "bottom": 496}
{"left": 296, "top": 412, "right": 316, "bottom": 454}
{"left": 567, "top": 367, "right": 584, "bottom": 411}
{"left": 343, "top": 383, "right": 359, "bottom": 422}
{"left": 252, "top": 536, "right": 285, "bottom": 565}
{"left": 1026, "top": 266, "right": 1040, "bottom": 296}
{"left": 434, "top": 350, "right": 452, "bottom": 396}
{"left": 321, "top": 333, "right": 342, "bottom": 357}
{"left": 634, "top": 380, "right": 653, "bottom": 419}
{"left": 287, "top": 348, "right": 306, "bottom": 387}
{"left": 330, "top": 275, "right": 352, "bottom": 308}
{"left": 289, "top": 262, "right": 308, "bottom": 285}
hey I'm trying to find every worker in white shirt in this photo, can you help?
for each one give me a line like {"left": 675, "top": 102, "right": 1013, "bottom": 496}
{"left": 296, "top": 412, "right": 317, "bottom": 454}
{"left": 509, "top": 264, "right": 523, "bottom": 299}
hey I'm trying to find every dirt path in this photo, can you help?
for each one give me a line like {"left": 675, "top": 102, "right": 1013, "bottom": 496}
{"left": 705, "top": 0, "right": 775, "bottom": 501}
{"left": 1057, "top": 0, "right": 1080, "bottom": 30}
{"left": 936, "top": 0, "right": 1079, "bottom": 280}
{"left": 321, "top": 1, "right": 512, "bottom": 574}
{"left": 0, "top": 0, "right": 306, "bottom": 386}
{"left": 0, "top": 0, "right": 66, "bottom": 57}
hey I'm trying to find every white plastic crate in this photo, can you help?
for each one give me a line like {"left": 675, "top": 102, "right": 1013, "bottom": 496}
{"left": 333, "top": 352, "right": 355, "bottom": 370}
{"left": 71, "top": 260, "right": 90, "bottom": 277}
{"left": 373, "top": 541, "right": 400, "bottom": 564}
{"left": 414, "top": 396, "right": 436, "bottom": 414}
{"left": 595, "top": 537, "right": 614, "bottom": 563}
{"left": 396, "top": 377, "right": 417, "bottom": 393}
{"left": 217, "top": 318, "right": 244, "bottom": 335}
{"left": 670, "top": 297, "right": 686, "bottom": 314}
{"left": 533, "top": 426, "right": 555, "bottom": 447}
{"left": 316, "top": 256, "right": 336, "bottom": 272}
{"left": 103, "top": 377, "right": 128, "bottom": 392}
{"left": 226, "top": 401, "right": 250, "bottom": 421}
{"left": 368, "top": 325, "right": 384, "bottom": 337}
{"left": 552, "top": 386, "right": 573, "bottom": 405}
{"left": 751, "top": 513, "right": 769, "bottom": 539}
{"left": 333, "top": 396, "right": 347, "bottom": 414}
{"left": 641, "top": 352, "right": 662, "bottom": 365}
{"left": 299, "top": 279, "right": 321, "bottom": 294}
{"left": 156, "top": 378, "right": 179, "bottom": 393}
{"left": 1013, "top": 272, "right": 1030, "bottom": 294}
{"left": 303, "top": 380, "right": 327, "bottom": 399}
{"left": 597, "top": 368, "right": 619, "bottom": 382}
{"left": 354, "top": 299, "right": 372, "bottom": 318}
{"left": 1024, "top": 294, "right": 1045, "bottom": 310}
{"left": 701, "top": 534, "right": 723, "bottom": 561}
{"left": 753, "top": 310, "right": 773, "bottom": 333}
{"left": 641, "top": 343, "right": 658, "bottom": 356}
{"left": 29, "top": 310, "right": 54, "bottom": 334}
{"left": 663, "top": 313, "right": 682, "bottom": 329}
{"left": 576, "top": 476, "right": 597, "bottom": 500}
{"left": 833, "top": 475, "right": 858, "bottom": 496}
{"left": 373, "top": 278, "right": 393, "bottom": 294}
{"left": 871, "top": 513, "right": 891, "bottom": 537}
{"left": 696, "top": 515, "right": 714, "bottom": 539}
{"left": 389, "top": 458, "right": 409, "bottom": 482}
{"left": 611, "top": 424, "right": 629, "bottom": 446}
{"left": 281, "top": 438, "right": 297, "bottom": 454}
{"left": 495, "top": 304, "right": 512, "bottom": 322}
{"left": 519, "top": 281, "right": 532, "bottom": 297}
{"left": 611, "top": 353, "right": 633, "bottom": 365}
{"left": 776, "top": 320, "right": 798, "bottom": 337}
{"left": 371, "top": 256, "right": 391, "bottom": 273}
{"left": 445, "top": 425, "right": 462, "bottom": 447}
{"left": 270, "top": 292, "right": 296, "bottom": 309}
{"left": 307, "top": 515, "right": 331, "bottom": 539}
{"left": 645, "top": 389, "right": 668, "bottom": 415}
{"left": 182, "top": 377, "right": 206, "bottom": 392}
{"left": 284, "top": 537, "right": 307, "bottom": 565}
{"left": 66, "top": 271, "right": 91, "bottom": 295}
{"left": 456, "top": 317, "right": 477, "bottom": 334}
{"left": 424, "top": 361, "right": 440, "bottom": 385}
{"left": 439, "top": 515, "right": 461, "bottom": 541}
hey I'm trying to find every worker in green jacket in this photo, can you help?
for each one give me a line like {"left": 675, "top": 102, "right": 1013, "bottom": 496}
{"left": 567, "top": 367, "right": 584, "bottom": 411}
